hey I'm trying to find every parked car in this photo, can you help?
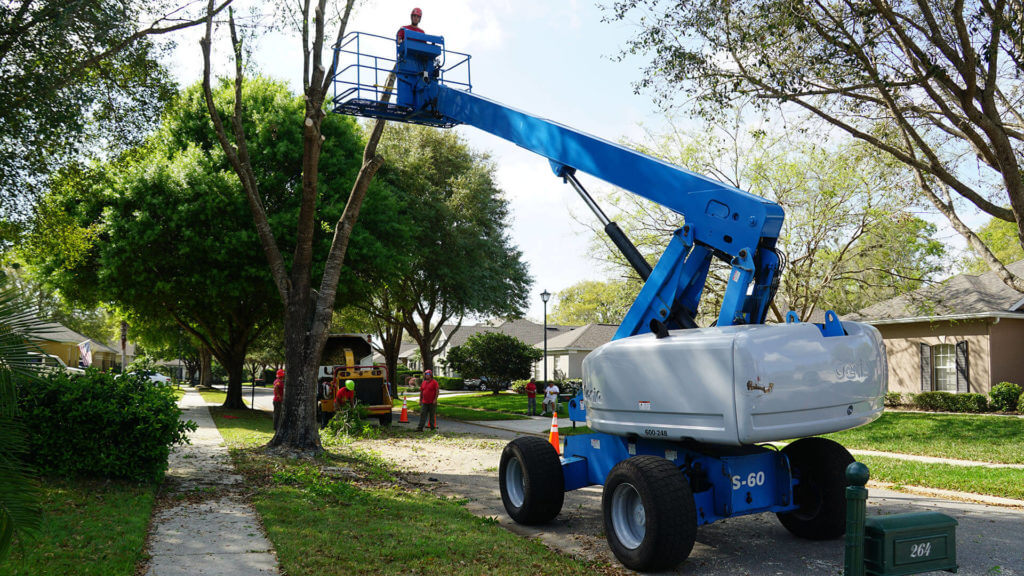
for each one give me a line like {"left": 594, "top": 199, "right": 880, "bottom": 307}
{"left": 128, "top": 371, "right": 172, "bottom": 385}
{"left": 27, "top": 352, "right": 86, "bottom": 375}
{"left": 464, "top": 377, "right": 509, "bottom": 391}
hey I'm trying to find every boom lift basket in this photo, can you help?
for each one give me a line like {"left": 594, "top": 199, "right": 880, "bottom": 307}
{"left": 331, "top": 31, "right": 472, "bottom": 127}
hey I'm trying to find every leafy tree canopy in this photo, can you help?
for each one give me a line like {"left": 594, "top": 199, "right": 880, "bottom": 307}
{"left": 25, "top": 77, "right": 406, "bottom": 405}
{"left": 0, "top": 0, "right": 226, "bottom": 228}
{"left": 606, "top": 0, "right": 1024, "bottom": 292}
{"left": 549, "top": 279, "right": 637, "bottom": 325}
{"left": 589, "top": 111, "right": 944, "bottom": 319}
{"left": 446, "top": 332, "right": 542, "bottom": 394}
{"left": 373, "top": 124, "right": 532, "bottom": 370}
{"left": 965, "top": 218, "right": 1024, "bottom": 273}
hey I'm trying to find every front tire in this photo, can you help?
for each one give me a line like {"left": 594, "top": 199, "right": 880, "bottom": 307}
{"left": 602, "top": 456, "right": 697, "bottom": 572}
{"left": 499, "top": 436, "right": 564, "bottom": 524}
{"left": 776, "top": 437, "right": 854, "bottom": 540}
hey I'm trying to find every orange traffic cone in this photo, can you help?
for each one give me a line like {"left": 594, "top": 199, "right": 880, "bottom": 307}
{"left": 548, "top": 411, "right": 561, "bottom": 455}
{"left": 399, "top": 396, "right": 409, "bottom": 424}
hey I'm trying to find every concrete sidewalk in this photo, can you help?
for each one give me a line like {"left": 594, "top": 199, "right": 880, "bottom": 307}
{"left": 145, "top": 389, "right": 279, "bottom": 576}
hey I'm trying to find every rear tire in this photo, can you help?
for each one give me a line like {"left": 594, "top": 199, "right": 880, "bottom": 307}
{"left": 499, "top": 436, "right": 564, "bottom": 524}
{"left": 602, "top": 456, "right": 696, "bottom": 572}
{"left": 378, "top": 411, "right": 393, "bottom": 426}
{"left": 776, "top": 437, "right": 854, "bottom": 540}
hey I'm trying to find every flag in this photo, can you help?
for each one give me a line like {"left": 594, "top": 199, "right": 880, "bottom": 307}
{"left": 78, "top": 340, "right": 93, "bottom": 367}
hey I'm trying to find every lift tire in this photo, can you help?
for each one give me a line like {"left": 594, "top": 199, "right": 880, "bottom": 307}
{"left": 378, "top": 411, "right": 393, "bottom": 426}
{"left": 602, "top": 455, "right": 697, "bottom": 572}
{"left": 777, "top": 437, "right": 854, "bottom": 540}
{"left": 499, "top": 436, "right": 564, "bottom": 524}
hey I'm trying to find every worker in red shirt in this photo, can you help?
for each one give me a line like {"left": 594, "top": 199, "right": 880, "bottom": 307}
{"left": 396, "top": 7, "right": 423, "bottom": 43}
{"left": 525, "top": 377, "right": 538, "bottom": 416}
{"left": 272, "top": 369, "right": 285, "bottom": 430}
{"left": 416, "top": 369, "right": 439, "bottom": 431}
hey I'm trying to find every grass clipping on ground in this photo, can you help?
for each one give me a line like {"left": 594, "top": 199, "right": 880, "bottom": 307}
{"left": 211, "top": 406, "right": 609, "bottom": 576}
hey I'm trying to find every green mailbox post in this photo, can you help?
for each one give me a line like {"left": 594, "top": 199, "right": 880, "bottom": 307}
{"left": 845, "top": 463, "right": 958, "bottom": 576}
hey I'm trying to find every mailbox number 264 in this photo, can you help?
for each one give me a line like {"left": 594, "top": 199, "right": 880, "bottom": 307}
{"left": 909, "top": 542, "right": 932, "bottom": 558}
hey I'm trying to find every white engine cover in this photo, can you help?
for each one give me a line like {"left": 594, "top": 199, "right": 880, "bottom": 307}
{"left": 581, "top": 321, "right": 886, "bottom": 446}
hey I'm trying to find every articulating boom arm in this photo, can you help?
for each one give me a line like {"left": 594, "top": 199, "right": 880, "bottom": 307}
{"left": 333, "top": 31, "right": 786, "bottom": 339}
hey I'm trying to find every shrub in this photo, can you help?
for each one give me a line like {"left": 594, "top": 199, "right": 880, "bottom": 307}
{"left": 989, "top": 382, "right": 1022, "bottom": 412}
{"left": 559, "top": 379, "right": 583, "bottom": 397}
{"left": 436, "top": 376, "right": 464, "bottom": 391}
{"left": 16, "top": 369, "right": 195, "bottom": 482}
{"left": 395, "top": 369, "right": 422, "bottom": 382}
{"left": 510, "top": 380, "right": 529, "bottom": 394}
{"left": 884, "top": 392, "right": 903, "bottom": 407}
{"left": 1019, "top": 391, "right": 1024, "bottom": 414}
{"left": 953, "top": 393, "right": 989, "bottom": 413}
{"left": 913, "top": 391, "right": 957, "bottom": 412}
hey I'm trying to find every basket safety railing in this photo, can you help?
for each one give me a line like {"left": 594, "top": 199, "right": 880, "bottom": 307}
{"left": 331, "top": 31, "right": 471, "bottom": 121}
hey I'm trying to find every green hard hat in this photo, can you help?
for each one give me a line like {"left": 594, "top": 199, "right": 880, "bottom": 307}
{"left": 345, "top": 379, "right": 355, "bottom": 391}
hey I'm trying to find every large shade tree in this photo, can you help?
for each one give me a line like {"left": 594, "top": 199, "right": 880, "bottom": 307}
{"left": 585, "top": 112, "right": 943, "bottom": 319}
{"left": 28, "top": 78, "right": 403, "bottom": 408}
{"left": 446, "top": 332, "right": 542, "bottom": 395}
{"left": 0, "top": 0, "right": 230, "bottom": 227}
{"left": 607, "top": 0, "right": 1024, "bottom": 292}
{"left": 199, "top": 0, "right": 394, "bottom": 453}
{"left": 367, "top": 124, "right": 532, "bottom": 372}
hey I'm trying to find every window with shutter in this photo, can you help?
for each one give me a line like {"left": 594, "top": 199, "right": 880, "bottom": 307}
{"left": 933, "top": 344, "right": 957, "bottom": 392}
{"left": 920, "top": 343, "right": 932, "bottom": 391}
{"left": 955, "top": 340, "right": 970, "bottom": 393}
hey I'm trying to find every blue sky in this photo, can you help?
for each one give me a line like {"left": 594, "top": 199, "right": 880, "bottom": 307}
{"left": 171, "top": 0, "right": 668, "bottom": 322}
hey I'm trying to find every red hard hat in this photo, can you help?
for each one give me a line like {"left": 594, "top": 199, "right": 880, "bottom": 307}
{"left": 276, "top": 369, "right": 285, "bottom": 377}
{"left": 411, "top": 7, "right": 422, "bottom": 16}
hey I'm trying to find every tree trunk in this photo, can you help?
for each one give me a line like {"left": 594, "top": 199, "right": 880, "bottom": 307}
{"left": 380, "top": 322, "right": 402, "bottom": 397}
{"left": 222, "top": 354, "right": 247, "bottom": 409}
{"left": 199, "top": 346, "right": 212, "bottom": 387}
{"left": 269, "top": 303, "right": 325, "bottom": 453}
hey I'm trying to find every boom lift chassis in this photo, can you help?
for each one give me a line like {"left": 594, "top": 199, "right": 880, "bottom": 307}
{"left": 332, "top": 31, "right": 886, "bottom": 572}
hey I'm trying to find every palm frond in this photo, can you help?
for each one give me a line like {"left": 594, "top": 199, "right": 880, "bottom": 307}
{"left": 0, "top": 279, "right": 43, "bottom": 559}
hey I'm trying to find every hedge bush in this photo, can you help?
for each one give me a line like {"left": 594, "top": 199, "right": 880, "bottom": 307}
{"left": 911, "top": 391, "right": 990, "bottom": 413}
{"left": 395, "top": 369, "right": 422, "bottom": 381}
{"left": 989, "top": 382, "right": 1022, "bottom": 412}
{"left": 953, "top": 393, "right": 989, "bottom": 413}
{"left": 912, "top": 391, "right": 957, "bottom": 412}
{"left": 884, "top": 392, "right": 904, "bottom": 407}
{"left": 560, "top": 379, "right": 583, "bottom": 397}
{"left": 437, "top": 376, "right": 464, "bottom": 391}
{"left": 16, "top": 369, "right": 195, "bottom": 482}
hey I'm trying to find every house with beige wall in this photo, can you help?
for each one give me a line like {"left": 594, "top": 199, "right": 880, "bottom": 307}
{"left": 846, "top": 261, "right": 1024, "bottom": 395}
{"left": 29, "top": 321, "right": 120, "bottom": 371}
{"left": 533, "top": 323, "right": 619, "bottom": 380}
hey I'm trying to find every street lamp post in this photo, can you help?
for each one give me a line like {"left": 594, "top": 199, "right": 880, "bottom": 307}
{"left": 541, "top": 289, "right": 551, "bottom": 385}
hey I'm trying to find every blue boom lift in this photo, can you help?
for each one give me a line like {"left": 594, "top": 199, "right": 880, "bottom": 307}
{"left": 332, "top": 31, "right": 887, "bottom": 572}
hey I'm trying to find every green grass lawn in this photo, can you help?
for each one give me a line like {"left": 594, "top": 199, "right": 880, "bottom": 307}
{"left": 398, "top": 393, "right": 530, "bottom": 421}
{"left": 3, "top": 479, "right": 156, "bottom": 576}
{"left": 857, "top": 455, "right": 1024, "bottom": 500}
{"left": 209, "top": 406, "right": 609, "bottom": 575}
{"left": 825, "top": 412, "right": 1024, "bottom": 463}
